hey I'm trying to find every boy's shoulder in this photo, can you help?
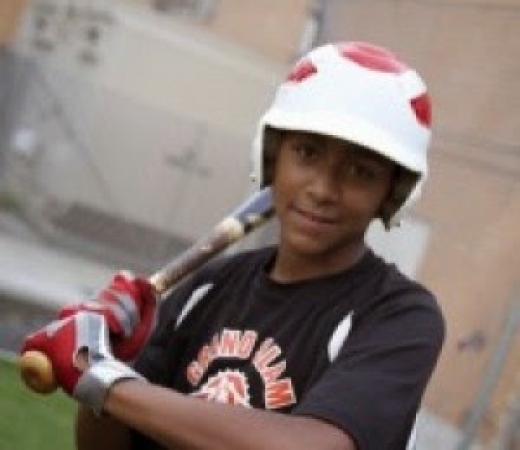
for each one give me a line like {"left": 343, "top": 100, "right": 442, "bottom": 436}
{"left": 363, "top": 248, "right": 442, "bottom": 316}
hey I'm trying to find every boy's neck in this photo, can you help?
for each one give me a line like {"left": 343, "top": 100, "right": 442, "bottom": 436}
{"left": 269, "top": 242, "right": 367, "bottom": 284}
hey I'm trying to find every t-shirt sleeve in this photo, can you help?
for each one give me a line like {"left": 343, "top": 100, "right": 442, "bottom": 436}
{"left": 292, "top": 291, "right": 445, "bottom": 450}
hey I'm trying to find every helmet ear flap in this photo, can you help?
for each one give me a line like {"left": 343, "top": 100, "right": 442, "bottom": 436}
{"left": 261, "top": 126, "right": 285, "bottom": 187}
{"left": 380, "top": 168, "right": 421, "bottom": 229}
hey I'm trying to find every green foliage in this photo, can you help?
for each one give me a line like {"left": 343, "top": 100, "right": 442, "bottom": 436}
{"left": 0, "top": 357, "right": 76, "bottom": 449}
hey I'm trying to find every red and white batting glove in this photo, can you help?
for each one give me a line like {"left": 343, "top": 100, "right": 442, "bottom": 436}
{"left": 21, "top": 311, "right": 144, "bottom": 414}
{"left": 59, "top": 271, "right": 157, "bottom": 362}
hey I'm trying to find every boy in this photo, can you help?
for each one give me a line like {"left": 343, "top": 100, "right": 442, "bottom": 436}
{"left": 22, "top": 41, "right": 445, "bottom": 449}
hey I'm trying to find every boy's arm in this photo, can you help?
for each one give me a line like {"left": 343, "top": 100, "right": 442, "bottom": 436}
{"left": 104, "top": 380, "right": 356, "bottom": 450}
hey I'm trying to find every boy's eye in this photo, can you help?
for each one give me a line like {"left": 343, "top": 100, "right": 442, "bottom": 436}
{"left": 345, "top": 162, "right": 375, "bottom": 181}
{"left": 292, "top": 141, "right": 321, "bottom": 161}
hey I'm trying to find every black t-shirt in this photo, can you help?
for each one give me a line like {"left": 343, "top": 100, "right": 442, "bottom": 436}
{"left": 132, "top": 247, "right": 445, "bottom": 449}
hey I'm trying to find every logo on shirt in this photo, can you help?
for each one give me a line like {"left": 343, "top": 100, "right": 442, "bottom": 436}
{"left": 191, "top": 369, "right": 251, "bottom": 406}
{"left": 186, "top": 328, "right": 296, "bottom": 410}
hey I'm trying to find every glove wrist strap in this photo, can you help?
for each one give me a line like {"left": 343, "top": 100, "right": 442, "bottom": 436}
{"left": 74, "top": 359, "right": 145, "bottom": 415}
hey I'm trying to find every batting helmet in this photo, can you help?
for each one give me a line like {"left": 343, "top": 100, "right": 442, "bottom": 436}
{"left": 251, "top": 41, "right": 432, "bottom": 228}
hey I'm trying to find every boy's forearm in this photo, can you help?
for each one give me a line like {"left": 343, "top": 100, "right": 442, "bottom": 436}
{"left": 104, "top": 380, "right": 355, "bottom": 450}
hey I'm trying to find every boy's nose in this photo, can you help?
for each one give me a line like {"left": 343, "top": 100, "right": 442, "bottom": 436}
{"left": 307, "top": 165, "right": 341, "bottom": 203}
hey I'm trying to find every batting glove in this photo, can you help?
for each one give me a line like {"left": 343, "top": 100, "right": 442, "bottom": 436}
{"left": 21, "top": 311, "right": 144, "bottom": 414}
{"left": 59, "top": 271, "right": 157, "bottom": 362}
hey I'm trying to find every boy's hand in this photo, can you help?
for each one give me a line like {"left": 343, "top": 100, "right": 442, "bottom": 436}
{"left": 21, "top": 313, "right": 91, "bottom": 395}
{"left": 59, "top": 271, "right": 157, "bottom": 361}
{"left": 21, "top": 311, "right": 143, "bottom": 413}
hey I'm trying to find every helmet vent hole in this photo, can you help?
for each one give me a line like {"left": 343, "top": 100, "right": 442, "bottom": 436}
{"left": 411, "top": 94, "right": 432, "bottom": 128}
{"left": 286, "top": 59, "right": 317, "bottom": 83}
{"left": 337, "top": 41, "right": 407, "bottom": 74}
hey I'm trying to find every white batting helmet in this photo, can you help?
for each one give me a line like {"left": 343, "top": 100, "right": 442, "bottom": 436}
{"left": 251, "top": 41, "right": 432, "bottom": 227}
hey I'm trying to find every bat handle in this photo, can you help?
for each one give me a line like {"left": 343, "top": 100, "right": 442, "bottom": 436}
{"left": 19, "top": 350, "right": 58, "bottom": 394}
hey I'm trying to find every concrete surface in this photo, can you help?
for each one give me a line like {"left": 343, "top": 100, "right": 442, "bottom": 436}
{"left": 0, "top": 211, "right": 114, "bottom": 309}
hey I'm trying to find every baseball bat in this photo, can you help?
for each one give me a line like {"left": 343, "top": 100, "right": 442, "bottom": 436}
{"left": 19, "top": 187, "right": 274, "bottom": 394}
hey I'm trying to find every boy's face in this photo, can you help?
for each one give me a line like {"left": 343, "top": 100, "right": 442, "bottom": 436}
{"left": 272, "top": 131, "right": 396, "bottom": 261}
